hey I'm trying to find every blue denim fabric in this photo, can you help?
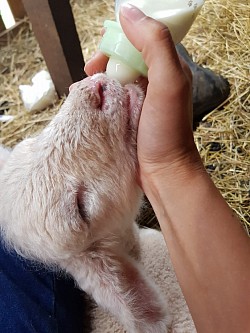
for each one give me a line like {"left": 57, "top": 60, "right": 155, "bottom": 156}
{"left": 0, "top": 238, "right": 86, "bottom": 333}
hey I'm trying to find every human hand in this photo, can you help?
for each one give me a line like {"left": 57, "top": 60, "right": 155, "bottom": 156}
{"left": 85, "top": 4, "right": 203, "bottom": 188}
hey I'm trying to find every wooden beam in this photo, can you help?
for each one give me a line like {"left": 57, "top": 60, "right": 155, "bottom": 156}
{"left": 7, "top": 0, "right": 26, "bottom": 19}
{"left": 22, "top": 0, "right": 86, "bottom": 96}
{"left": 0, "top": 20, "right": 26, "bottom": 47}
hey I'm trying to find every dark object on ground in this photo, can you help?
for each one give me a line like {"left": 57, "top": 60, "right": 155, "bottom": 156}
{"left": 176, "top": 44, "right": 231, "bottom": 124}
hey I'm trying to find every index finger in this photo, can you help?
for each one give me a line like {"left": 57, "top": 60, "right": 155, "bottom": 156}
{"left": 84, "top": 51, "right": 109, "bottom": 76}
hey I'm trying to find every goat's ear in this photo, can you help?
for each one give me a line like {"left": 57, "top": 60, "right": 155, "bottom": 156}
{"left": 64, "top": 251, "right": 169, "bottom": 332}
{"left": 76, "top": 183, "right": 89, "bottom": 224}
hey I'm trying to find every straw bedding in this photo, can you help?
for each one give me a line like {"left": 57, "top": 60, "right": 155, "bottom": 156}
{"left": 0, "top": 0, "right": 249, "bottom": 232}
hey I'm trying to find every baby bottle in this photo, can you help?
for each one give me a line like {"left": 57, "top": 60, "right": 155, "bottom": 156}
{"left": 99, "top": 0, "right": 205, "bottom": 85}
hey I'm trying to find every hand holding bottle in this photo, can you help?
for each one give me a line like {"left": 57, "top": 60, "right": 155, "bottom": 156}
{"left": 86, "top": 4, "right": 203, "bottom": 187}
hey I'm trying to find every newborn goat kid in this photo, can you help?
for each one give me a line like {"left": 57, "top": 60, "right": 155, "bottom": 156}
{"left": 0, "top": 74, "right": 171, "bottom": 332}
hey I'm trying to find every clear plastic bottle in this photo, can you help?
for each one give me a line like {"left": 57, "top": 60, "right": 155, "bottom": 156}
{"left": 99, "top": 0, "right": 205, "bottom": 85}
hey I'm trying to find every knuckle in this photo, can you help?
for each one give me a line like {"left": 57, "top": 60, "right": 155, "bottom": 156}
{"left": 158, "top": 25, "right": 173, "bottom": 44}
{"left": 146, "top": 18, "right": 173, "bottom": 43}
{"left": 141, "top": 18, "right": 174, "bottom": 62}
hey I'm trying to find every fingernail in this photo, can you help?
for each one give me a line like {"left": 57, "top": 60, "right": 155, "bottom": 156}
{"left": 120, "top": 3, "right": 145, "bottom": 22}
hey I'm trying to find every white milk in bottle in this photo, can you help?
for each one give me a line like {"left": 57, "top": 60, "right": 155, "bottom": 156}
{"left": 115, "top": 0, "right": 205, "bottom": 44}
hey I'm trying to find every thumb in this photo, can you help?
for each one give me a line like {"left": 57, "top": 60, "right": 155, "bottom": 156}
{"left": 119, "top": 3, "right": 192, "bottom": 128}
{"left": 119, "top": 4, "right": 194, "bottom": 167}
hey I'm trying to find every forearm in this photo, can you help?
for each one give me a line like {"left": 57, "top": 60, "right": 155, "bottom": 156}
{"left": 143, "top": 164, "right": 250, "bottom": 332}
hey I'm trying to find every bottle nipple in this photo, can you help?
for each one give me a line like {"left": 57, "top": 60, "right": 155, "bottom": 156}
{"left": 106, "top": 57, "right": 141, "bottom": 85}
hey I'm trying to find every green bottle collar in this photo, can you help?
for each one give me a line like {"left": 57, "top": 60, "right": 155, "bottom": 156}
{"left": 99, "top": 20, "right": 148, "bottom": 78}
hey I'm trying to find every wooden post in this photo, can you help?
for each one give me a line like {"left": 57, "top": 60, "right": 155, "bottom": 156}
{"left": 22, "top": 0, "right": 86, "bottom": 96}
{"left": 0, "top": 16, "right": 5, "bottom": 33}
{"left": 7, "top": 0, "right": 26, "bottom": 19}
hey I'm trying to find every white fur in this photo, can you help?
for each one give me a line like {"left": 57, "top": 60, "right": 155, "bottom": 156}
{"left": 0, "top": 145, "right": 11, "bottom": 170}
{"left": 0, "top": 74, "right": 173, "bottom": 332}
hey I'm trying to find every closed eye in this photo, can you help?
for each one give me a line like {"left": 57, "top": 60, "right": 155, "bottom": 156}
{"left": 77, "top": 185, "right": 89, "bottom": 224}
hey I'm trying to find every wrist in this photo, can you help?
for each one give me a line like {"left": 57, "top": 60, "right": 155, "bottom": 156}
{"left": 140, "top": 160, "right": 215, "bottom": 237}
{"left": 139, "top": 149, "right": 211, "bottom": 219}
{"left": 140, "top": 148, "right": 205, "bottom": 192}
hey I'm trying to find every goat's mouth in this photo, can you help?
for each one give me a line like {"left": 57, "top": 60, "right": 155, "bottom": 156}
{"left": 124, "top": 85, "right": 144, "bottom": 132}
